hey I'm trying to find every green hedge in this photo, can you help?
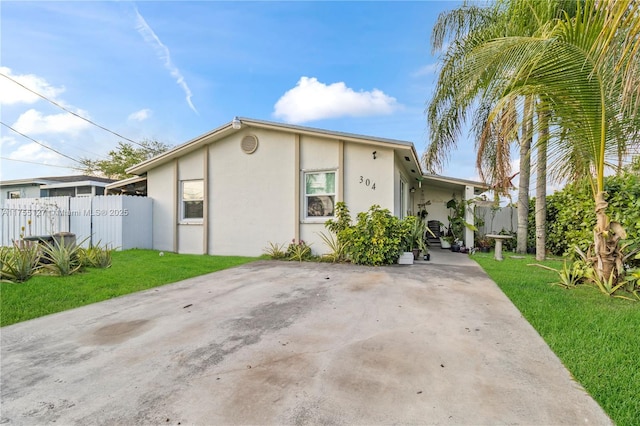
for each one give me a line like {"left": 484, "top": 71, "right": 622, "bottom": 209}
{"left": 545, "top": 166, "right": 640, "bottom": 263}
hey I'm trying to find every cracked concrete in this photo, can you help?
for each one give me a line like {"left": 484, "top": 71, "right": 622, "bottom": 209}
{"left": 1, "top": 253, "right": 612, "bottom": 425}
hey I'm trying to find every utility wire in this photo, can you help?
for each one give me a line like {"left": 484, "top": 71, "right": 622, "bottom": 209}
{"left": 0, "top": 156, "right": 76, "bottom": 169}
{"left": 1, "top": 122, "right": 83, "bottom": 165}
{"left": 0, "top": 72, "right": 144, "bottom": 148}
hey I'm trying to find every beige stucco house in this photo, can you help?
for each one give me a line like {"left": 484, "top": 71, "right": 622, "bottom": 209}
{"left": 126, "top": 117, "right": 486, "bottom": 256}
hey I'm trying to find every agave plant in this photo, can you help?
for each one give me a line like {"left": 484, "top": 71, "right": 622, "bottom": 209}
{"left": 1, "top": 243, "right": 41, "bottom": 283}
{"left": 40, "top": 236, "right": 85, "bottom": 276}
{"left": 262, "top": 242, "right": 287, "bottom": 260}
{"left": 317, "top": 231, "right": 347, "bottom": 263}
{"left": 79, "top": 242, "right": 113, "bottom": 268}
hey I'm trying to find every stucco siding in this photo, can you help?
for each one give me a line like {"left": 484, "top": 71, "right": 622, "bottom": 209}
{"left": 178, "top": 149, "right": 204, "bottom": 181}
{"left": 1, "top": 185, "right": 42, "bottom": 203}
{"left": 209, "top": 128, "right": 295, "bottom": 256}
{"left": 300, "top": 135, "right": 339, "bottom": 170}
{"left": 178, "top": 224, "right": 204, "bottom": 254}
{"left": 148, "top": 162, "right": 176, "bottom": 252}
{"left": 343, "top": 143, "right": 394, "bottom": 217}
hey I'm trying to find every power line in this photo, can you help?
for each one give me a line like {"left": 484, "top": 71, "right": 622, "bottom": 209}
{"left": 0, "top": 122, "right": 83, "bottom": 165}
{"left": 0, "top": 156, "right": 76, "bottom": 169}
{"left": 0, "top": 72, "right": 144, "bottom": 148}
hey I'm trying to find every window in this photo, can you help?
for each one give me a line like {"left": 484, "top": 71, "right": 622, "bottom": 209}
{"left": 400, "top": 179, "right": 407, "bottom": 219}
{"left": 305, "top": 171, "right": 335, "bottom": 219}
{"left": 48, "top": 188, "right": 75, "bottom": 197}
{"left": 181, "top": 180, "right": 204, "bottom": 221}
{"left": 76, "top": 186, "right": 92, "bottom": 195}
{"left": 8, "top": 191, "right": 20, "bottom": 199}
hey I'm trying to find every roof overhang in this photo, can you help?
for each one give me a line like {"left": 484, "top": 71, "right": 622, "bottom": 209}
{"left": 105, "top": 175, "right": 147, "bottom": 191}
{"left": 127, "top": 117, "right": 418, "bottom": 176}
{"left": 0, "top": 179, "right": 53, "bottom": 187}
{"left": 40, "top": 180, "right": 111, "bottom": 189}
{"left": 421, "top": 173, "right": 490, "bottom": 195}
{"left": 124, "top": 117, "right": 489, "bottom": 195}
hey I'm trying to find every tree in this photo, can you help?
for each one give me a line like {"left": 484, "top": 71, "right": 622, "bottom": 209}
{"left": 448, "top": 0, "right": 640, "bottom": 282}
{"left": 425, "top": 0, "right": 575, "bottom": 256}
{"left": 78, "top": 140, "right": 171, "bottom": 180}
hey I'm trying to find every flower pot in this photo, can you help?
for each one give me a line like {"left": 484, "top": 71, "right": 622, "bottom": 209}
{"left": 440, "top": 237, "right": 451, "bottom": 249}
{"left": 451, "top": 243, "right": 461, "bottom": 252}
{"left": 423, "top": 253, "right": 430, "bottom": 261}
{"left": 398, "top": 252, "right": 414, "bottom": 265}
{"left": 412, "top": 249, "right": 420, "bottom": 260}
{"left": 480, "top": 247, "right": 490, "bottom": 253}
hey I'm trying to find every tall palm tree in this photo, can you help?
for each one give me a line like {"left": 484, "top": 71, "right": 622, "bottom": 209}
{"left": 454, "top": 0, "right": 640, "bottom": 281}
{"left": 425, "top": 0, "right": 576, "bottom": 254}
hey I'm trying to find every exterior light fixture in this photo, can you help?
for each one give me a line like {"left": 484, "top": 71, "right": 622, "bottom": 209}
{"left": 372, "top": 151, "right": 377, "bottom": 159}
{"left": 232, "top": 117, "right": 242, "bottom": 129}
{"left": 410, "top": 187, "right": 416, "bottom": 193}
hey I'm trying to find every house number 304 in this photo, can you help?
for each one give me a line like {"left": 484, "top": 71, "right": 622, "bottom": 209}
{"left": 359, "top": 176, "right": 376, "bottom": 190}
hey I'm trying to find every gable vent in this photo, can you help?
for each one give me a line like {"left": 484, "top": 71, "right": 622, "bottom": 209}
{"left": 240, "top": 135, "right": 259, "bottom": 154}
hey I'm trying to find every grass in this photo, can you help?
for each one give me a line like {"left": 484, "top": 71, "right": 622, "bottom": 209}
{"left": 0, "top": 249, "right": 257, "bottom": 327}
{"left": 473, "top": 252, "right": 640, "bottom": 426}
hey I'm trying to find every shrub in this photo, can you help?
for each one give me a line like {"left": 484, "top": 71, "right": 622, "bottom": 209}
{"left": 80, "top": 243, "right": 113, "bottom": 268}
{"left": 41, "top": 237, "right": 83, "bottom": 276}
{"left": 546, "top": 171, "right": 640, "bottom": 265}
{"left": 0, "top": 243, "right": 40, "bottom": 283}
{"left": 317, "top": 231, "right": 347, "bottom": 263}
{"left": 263, "top": 242, "right": 287, "bottom": 259}
{"left": 286, "top": 239, "right": 312, "bottom": 262}
{"left": 343, "top": 205, "right": 403, "bottom": 266}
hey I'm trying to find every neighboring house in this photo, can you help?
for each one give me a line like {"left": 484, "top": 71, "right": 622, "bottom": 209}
{"left": 0, "top": 175, "right": 116, "bottom": 204}
{"left": 126, "top": 117, "right": 487, "bottom": 256}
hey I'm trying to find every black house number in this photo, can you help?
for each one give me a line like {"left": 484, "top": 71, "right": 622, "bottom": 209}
{"left": 359, "top": 176, "right": 376, "bottom": 190}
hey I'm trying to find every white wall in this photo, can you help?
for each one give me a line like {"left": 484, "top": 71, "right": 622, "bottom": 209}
{"left": 0, "top": 185, "right": 42, "bottom": 204}
{"left": 209, "top": 128, "right": 296, "bottom": 256}
{"left": 177, "top": 149, "right": 205, "bottom": 254}
{"left": 344, "top": 144, "right": 394, "bottom": 216}
{"left": 148, "top": 161, "right": 176, "bottom": 252}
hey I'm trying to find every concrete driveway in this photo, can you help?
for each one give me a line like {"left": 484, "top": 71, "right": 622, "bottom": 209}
{"left": 1, "top": 251, "right": 611, "bottom": 425}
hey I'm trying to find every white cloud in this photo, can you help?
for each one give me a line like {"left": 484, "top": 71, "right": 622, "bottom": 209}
{"left": 0, "top": 66, "right": 65, "bottom": 105}
{"left": 412, "top": 63, "right": 439, "bottom": 78}
{"left": 7, "top": 141, "right": 62, "bottom": 163}
{"left": 134, "top": 8, "right": 198, "bottom": 114}
{"left": 128, "top": 108, "right": 152, "bottom": 121}
{"left": 12, "top": 109, "right": 91, "bottom": 136}
{"left": 273, "top": 77, "right": 400, "bottom": 124}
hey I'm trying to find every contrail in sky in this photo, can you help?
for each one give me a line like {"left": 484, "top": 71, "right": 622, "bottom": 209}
{"left": 134, "top": 7, "right": 198, "bottom": 114}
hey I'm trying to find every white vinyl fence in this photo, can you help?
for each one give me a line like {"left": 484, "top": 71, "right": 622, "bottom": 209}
{"left": 1, "top": 195, "right": 152, "bottom": 250}
{"left": 476, "top": 206, "right": 518, "bottom": 235}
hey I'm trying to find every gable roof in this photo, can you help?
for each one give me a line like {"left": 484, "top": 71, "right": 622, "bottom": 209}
{"left": 126, "top": 117, "right": 488, "bottom": 192}
{"left": 127, "top": 117, "right": 419, "bottom": 175}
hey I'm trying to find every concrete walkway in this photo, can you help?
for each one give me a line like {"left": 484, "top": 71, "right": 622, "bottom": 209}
{"left": 1, "top": 252, "right": 611, "bottom": 425}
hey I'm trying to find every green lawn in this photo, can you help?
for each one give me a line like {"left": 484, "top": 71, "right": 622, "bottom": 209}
{"left": 473, "top": 252, "right": 640, "bottom": 426}
{"left": 0, "top": 249, "right": 257, "bottom": 327}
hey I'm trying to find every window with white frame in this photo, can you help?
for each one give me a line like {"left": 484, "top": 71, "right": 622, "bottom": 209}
{"left": 304, "top": 171, "right": 336, "bottom": 219}
{"left": 181, "top": 180, "right": 204, "bottom": 221}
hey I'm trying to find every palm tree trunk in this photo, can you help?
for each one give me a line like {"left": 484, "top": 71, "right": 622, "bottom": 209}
{"left": 594, "top": 192, "right": 615, "bottom": 281}
{"left": 517, "top": 96, "right": 533, "bottom": 254}
{"left": 535, "top": 109, "right": 548, "bottom": 261}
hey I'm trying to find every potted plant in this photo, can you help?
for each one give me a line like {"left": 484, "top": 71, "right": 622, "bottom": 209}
{"left": 476, "top": 235, "right": 492, "bottom": 253}
{"left": 439, "top": 221, "right": 452, "bottom": 249}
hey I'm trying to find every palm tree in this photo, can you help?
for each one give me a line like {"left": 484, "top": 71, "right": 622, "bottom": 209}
{"left": 452, "top": 0, "right": 640, "bottom": 281}
{"left": 425, "top": 0, "right": 576, "bottom": 255}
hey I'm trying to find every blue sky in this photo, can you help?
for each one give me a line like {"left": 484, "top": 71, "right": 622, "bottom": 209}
{"left": 1, "top": 1, "right": 484, "bottom": 182}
